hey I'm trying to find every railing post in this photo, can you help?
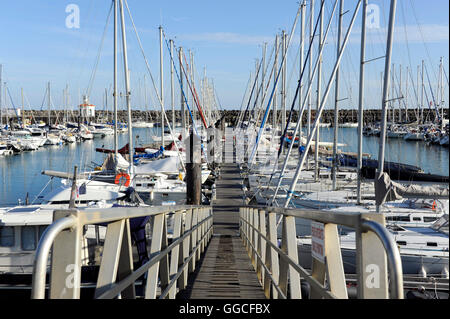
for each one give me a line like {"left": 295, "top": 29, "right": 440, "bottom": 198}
{"left": 356, "top": 213, "right": 388, "bottom": 299}
{"left": 179, "top": 209, "right": 193, "bottom": 289}
{"left": 116, "top": 219, "right": 135, "bottom": 298}
{"left": 310, "top": 223, "right": 347, "bottom": 299}
{"left": 324, "top": 223, "right": 347, "bottom": 298}
{"left": 252, "top": 208, "right": 259, "bottom": 268}
{"left": 264, "top": 212, "right": 279, "bottom": 299}
{"left": 244, "top": 208, "right": 249, "bottom": 252}
{"left": 256, "top": 209, "right": 266, "bottom": 284}
{"left": 159, "top": 214, "right": 170, "bottom": 295}
{"left": 145, "top": 213, "right": 167, "bottom": 299}
{"left": 169, "top": 211, "right": 183, "bottom": 299}
{"left": 278, "top": 215, "right": 301, "bottom": 299}
{"left": 239, "top": 208, "right": 243, "bottom": 238}
{"left": 208, "top": 207, "right": 213, "bottom": 241}
{"left": 195, "top": 208, "right": 201, "bottom": 262}
{"left": 49, "top": 210, "right": 83, "bottom": 299}
{"left": 248, "top": 208, "right": 252, "bottom": 253}
{"left": 200, "top": 208, "right": 204, "bottom": 253}
{"left": 95, "top": 219, "right": 135, "bottom": 299}
{"left": 190, "top": 208, "right": 199, "bottom": 271}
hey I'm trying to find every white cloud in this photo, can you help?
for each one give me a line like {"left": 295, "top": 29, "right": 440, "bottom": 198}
{"left": 350, "top": 23, "right": 449, "bottom": 45}
{"left": 177, "top": 32, "right": 274, "bottom": 45}
{"left": 169, "top": 22, "right": 448, "bottom": 48}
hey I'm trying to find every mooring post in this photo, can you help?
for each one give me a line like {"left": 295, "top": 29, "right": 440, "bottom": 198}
{"left": 69, "top": 166, "right": 78, "bottom": 209}
{"left": 186, "top": 131, "right": 202, "bottom": 205}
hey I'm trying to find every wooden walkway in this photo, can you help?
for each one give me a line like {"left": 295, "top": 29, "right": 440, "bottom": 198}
{"left": 178, "top": 130, "right": 266, "bottom": 299}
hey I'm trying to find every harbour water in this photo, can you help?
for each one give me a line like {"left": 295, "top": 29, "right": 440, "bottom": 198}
{"left": 0, "top": 126, "right": 448, "bottom": 207}
{"left": 0, "top": 127, "right": 157, "bottom": 206}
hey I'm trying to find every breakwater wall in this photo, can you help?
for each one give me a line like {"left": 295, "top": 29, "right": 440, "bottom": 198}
{"left": 2, "top": 108, "right": 448, "bottom": 126}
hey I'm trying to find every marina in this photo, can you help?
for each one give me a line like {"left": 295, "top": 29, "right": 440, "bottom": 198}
{"left": 0, "top": 0, "right": 448, "bottom": 302}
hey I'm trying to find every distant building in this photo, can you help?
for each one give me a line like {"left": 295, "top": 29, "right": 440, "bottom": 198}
{"left": 79, "top": 95, "right": 95, "bottom": 118}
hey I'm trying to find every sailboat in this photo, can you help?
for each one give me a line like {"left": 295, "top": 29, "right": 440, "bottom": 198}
{"left": 286, "top": 0, "right": 449, "bottom": 281}
{"left": 296, "top": 214, "right": 449, "bottom": 277}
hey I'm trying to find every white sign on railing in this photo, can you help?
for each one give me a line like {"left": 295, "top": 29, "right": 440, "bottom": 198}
{"left": 311, "top": 221, "right": 325, "bottom": 263}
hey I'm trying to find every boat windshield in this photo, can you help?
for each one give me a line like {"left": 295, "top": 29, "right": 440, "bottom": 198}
{"left": 386, "top": 224, "right": 406, "bottom": 232}
{"left": 431, "top": 215, "right": 449, "bottom": 234}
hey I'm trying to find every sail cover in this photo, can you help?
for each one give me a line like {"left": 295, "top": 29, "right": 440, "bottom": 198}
{"left": 134, "top": 156, "right": 181, "bottom": 174}
{"left": 375, "top": 172, "right": 449, "bottom": 206}
{"left": 101, "top": 153, "right": 130, "bottom": 171}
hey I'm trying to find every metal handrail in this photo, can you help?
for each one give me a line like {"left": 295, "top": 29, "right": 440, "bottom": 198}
{"left": 31, "top": 205, "right": 211, "bottom": 299}
{"left": 240, "top": 216, "right": 335, "bottom": 299}
{"left": 97, "top": 214, "right": 212, "bottom": 299}
{"left": 31, "top": 215, "right": 77, "bottom": 299}
{"left": 239, "top": 207, "right": 404, "bottom": 299}
{"left": 361, "top": 220, "right": 404, "bottom": 299}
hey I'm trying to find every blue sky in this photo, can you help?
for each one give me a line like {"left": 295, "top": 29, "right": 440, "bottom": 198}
{"left": 0, "top": 0, "right": 448, "bottom": 112}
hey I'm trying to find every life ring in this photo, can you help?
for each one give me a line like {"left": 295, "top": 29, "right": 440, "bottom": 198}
{"left": 114, "top": 173, "right": 130, "bottom": 187}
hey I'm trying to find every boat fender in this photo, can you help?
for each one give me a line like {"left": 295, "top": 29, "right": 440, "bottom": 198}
{"left": 115, "top": 173, "right": 131, "bottom": 187}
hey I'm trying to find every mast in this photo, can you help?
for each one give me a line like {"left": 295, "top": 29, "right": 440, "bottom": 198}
{"left": 113, "top": 0, "right": 118, "bottom": 156}
{"left": 357, "top": 0, "right": 368, "bottom": 205}
{"left": 332, "top": 0, "right": 343, "bottom": 190}
{"left": 190, "top": 50, "right": 196, "bottom": 125}
{"left": 170, "top": 39, "right": 175, "bottom": 130}
{"left": 261, "top": 42, "right": 267, "bottom": 116}
{"left": 421, "top": 59, "right": 424, "bottom": 124}
{"left": 298, "top": 2, "right": 306, "bottom": 146}
{"left": 21, "top": 87, "right": 24, "bottom": 128}
{"left": 180, "top": 47, "right": 186, "bottom": 135}
{"left": 144, "top": 75, "right": 148, "bottom": 122}
{"left": 254, "top": 58, "right": 259, "bottom": 122}
{"left": 5, "top": 82, "right": 8, "bottom": 130}
{"left": 0, "top": 64, "right": 2, "bottom": 127}
{"left": 405, "top": 66, "right": 409, "bottom": 122}
{"left": 47, "top": 81, "right": 51, "bottom": 127}
{"left": 376, "top": 0, "right": 397, "bottom": 213}
{"left": 159, "top": 26, "right": 165, "bottom": 148}
{"left": 391, "top": 64, "right": 395, "bottom": 124}
{"left": 399, "top": 64, "right": 402, "bottom": 123}
{"left": 119, "top": 0, "right": 133, "bottom": 174}
{"left": 248, "top": 4, "right": 302, "bottom": 165}
{"left": 281, "top": 30, "right": 287, "bottom": 140}
{"left": 270, "top": 0, "right": 338, "bottom": 205}
{"left": 283, "top": 0, "right": 362, "bottom": 208}
{"left": 104, "top": 87, "right": 108, "bottom": 122}
{"left": 314, "top": 0, "right": 323, "bottom": 182}
{"left": 440, "top": 57, "right": 444, "bottom": 127}
{"left": 272, "top": 35, "right": 279, "bottom": 133}
{"left": 308, "top": 0, "right": 314, "bottom": 142}
{"left": 66, "top": 84, "right": 69, "bottom": 123}
{"left": 416, "top": 65, "right": 420, "bottom": 122}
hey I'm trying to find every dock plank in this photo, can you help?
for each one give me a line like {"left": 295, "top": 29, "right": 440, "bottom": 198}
{"left": 178, "top": 161, "right": 266, "bottom": 299}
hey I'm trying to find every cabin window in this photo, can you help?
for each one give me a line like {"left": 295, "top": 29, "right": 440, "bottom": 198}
{"left": 413, "top": 217, "right": 421, "bottom": 221}
{"left": 396, "top": 241, "right": 407, "bottom": 246}
{"left": 424, "top": 217, "right": 438, "bottom": 223}
{"left": 386, "top": 216, "right": 410, "bottom": 222}
{"left": 426, "top": 242, "right": 438, "bottom": 247}
{"left": 0, "top": 227, "right": 15, "bottom": 247}
{"left": 38, "top": 226, "right": 47, "bottom": 240}
{"left": 21, "top": 226, "right": 37, "bottom": 251}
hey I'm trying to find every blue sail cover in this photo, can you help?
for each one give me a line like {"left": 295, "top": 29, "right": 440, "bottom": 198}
{"left": 133, "top": 146, "right": 164, "bottom": 164}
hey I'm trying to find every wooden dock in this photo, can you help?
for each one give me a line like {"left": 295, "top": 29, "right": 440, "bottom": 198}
{"left": 178, "top": 159, "right": 266, "bottom": 299}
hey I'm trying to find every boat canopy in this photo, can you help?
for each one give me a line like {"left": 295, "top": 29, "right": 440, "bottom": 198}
{"left": 375, "top": 172, "right": 449, "bottom": 206}
{"left": 134, "top": 156, "right": 181, "bottom": 175}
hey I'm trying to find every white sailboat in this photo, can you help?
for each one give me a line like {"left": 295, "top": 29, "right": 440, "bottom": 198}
{"left": 296, "top": 214, "right": 449, "bottom": 277}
